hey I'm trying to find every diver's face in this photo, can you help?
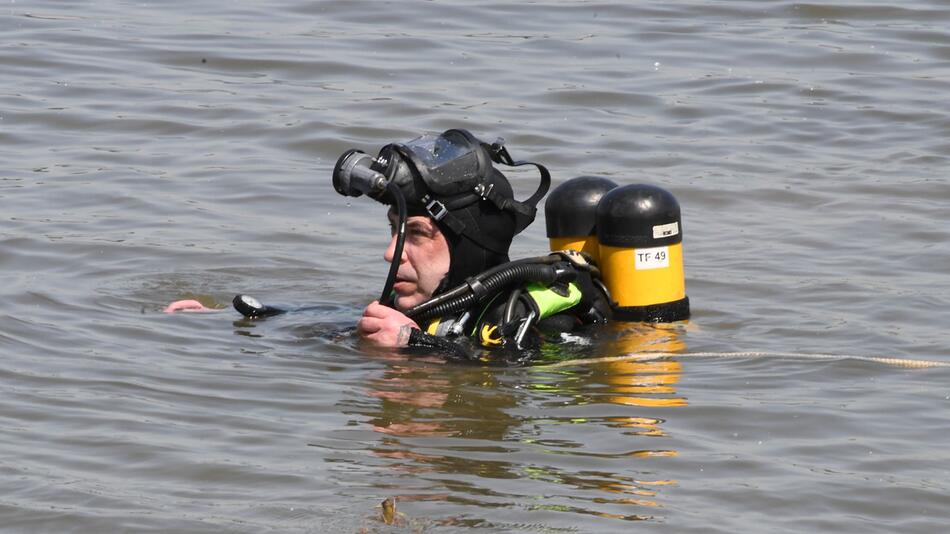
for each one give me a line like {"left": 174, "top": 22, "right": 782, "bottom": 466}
{"left": 385, "top": 210, "right": 450, "bottom": 312}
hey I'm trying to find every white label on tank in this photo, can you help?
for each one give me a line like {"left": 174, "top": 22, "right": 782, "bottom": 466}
{"left": 653, "top": 222, "right": 679, "bottom": 239}
{"left": 635, "top": 246, "right": 670, "bottom": 270}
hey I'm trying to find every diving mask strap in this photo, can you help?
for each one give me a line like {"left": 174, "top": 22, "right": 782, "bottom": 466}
{"left": 408, "top": 135, "right": 552, "bottom": 251}
{"left": 421, "top": 192, "right": 510, "bottom": 254}
{"left": 421, "top": 194, "right": 467, "bottom": 236}
{"left": 482, "top": 140, "right": 552, "bottom": 233}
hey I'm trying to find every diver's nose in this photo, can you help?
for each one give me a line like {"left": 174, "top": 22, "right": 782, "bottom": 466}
{"left": 383, "top": 232, "right": 405, "bottom": 264}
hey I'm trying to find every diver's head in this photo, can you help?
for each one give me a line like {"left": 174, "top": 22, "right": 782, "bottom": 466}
{"left": 384, "top": 209, "right": 450, "bottom": 311}
{"left": 334, "top": 129, "right": 550, "bottom": 298}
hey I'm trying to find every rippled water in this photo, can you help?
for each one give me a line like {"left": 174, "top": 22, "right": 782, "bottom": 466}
{"left": 3, "top": 1, "right": 950, "bottom": 532}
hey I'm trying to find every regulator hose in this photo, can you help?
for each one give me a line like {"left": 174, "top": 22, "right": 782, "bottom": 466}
{"left": 405, "top": 256, "right": 573, "bottom": 322}
{"left": 407, "top": 256, "right": 558, "bottom": 317}
{"left": 379, "top": 181, "right": 407, "bottom": 307}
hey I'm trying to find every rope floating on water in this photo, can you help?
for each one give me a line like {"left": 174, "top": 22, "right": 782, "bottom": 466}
{"left": 537, "top": 351, "right": 950, "bottom": 369}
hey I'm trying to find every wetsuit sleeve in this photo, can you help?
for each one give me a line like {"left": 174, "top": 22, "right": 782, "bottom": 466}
{"left": 407, "top": 328, "right": 476, "bottom": 361}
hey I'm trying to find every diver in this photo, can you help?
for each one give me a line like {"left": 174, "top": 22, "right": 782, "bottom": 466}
{"left": 166, "top": 128, "right": 690, "bottom": 361}
{"left": 336, "top": 129, "right": 614, "bottom": 360}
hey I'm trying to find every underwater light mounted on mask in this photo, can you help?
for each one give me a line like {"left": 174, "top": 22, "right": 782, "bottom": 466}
{"left": 331, "top": 149, "right": 390, "bottom": 197}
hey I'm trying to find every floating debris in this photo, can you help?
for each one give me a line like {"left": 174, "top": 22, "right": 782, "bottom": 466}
{"left": 380, "top": 496, "right": 406, "bottom": 526}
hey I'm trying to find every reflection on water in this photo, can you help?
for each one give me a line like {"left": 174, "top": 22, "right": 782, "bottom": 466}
{"left": 362, "top": 353, "right": 519, "bottom": 440}
{"left": 337, "top": 322, "right": 688, "bottom": 526}
{"left": 551, "top": 322, "right": 689, "bottom": 409}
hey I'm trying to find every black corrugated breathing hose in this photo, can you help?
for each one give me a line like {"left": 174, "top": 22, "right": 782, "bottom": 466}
{"left": 406, "top": 258, "right": 570, "bottom": 322}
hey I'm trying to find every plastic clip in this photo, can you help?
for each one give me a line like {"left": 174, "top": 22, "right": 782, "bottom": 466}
{"left": 425, "top": 198, "right": 449, "bottom": 221}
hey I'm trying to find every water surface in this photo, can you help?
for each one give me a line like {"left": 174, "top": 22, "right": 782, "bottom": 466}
{"left": 2, "top": 1, "right": 949, "bottom": 532}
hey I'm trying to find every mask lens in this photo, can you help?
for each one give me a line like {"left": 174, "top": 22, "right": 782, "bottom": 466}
{"left": 400, "top": 131, "right": 482, "bottom": 195}
{"left": 403, "top": 133, "right": 470, "bottom": 168}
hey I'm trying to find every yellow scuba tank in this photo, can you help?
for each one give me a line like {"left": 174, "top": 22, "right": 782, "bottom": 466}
{"left": 544, "top": 176, "right": 618, "bottom": 263}
{"left": 546, "top": 177, "right": 689, "bottom": 323}
{"left": 596, "top": 184, "right": 689, "bottom": 322}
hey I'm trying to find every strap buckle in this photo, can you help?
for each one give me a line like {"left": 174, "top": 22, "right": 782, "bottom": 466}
{"left": 425, "top": 198, "right": 449, "bottom": 221}
{"left": 484, "top": 137, "right": 516, "bottom": 165}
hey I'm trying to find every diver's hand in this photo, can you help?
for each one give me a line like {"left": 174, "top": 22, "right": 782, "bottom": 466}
{"left": 164, "top": 299, "right": 214, "bottom": 313}
{"left": 358, "top": 301, "right": 420, "bottom": 348}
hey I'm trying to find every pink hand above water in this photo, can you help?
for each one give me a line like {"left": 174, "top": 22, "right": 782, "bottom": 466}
{"left": 164, "top": 299, "right": 214, "bottom": 313}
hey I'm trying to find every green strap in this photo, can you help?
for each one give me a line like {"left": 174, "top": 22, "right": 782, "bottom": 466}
{"left": 525, "top": 282, "right": 581, "bottom": 320}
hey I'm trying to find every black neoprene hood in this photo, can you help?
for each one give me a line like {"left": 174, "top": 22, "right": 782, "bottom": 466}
{"left": 373, "top": 129, "right": 550, "bottom": 292}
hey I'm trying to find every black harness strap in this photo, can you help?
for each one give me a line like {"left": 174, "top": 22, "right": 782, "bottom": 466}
{"left": 483, "top": 140, "right": 551, "bottom": 233}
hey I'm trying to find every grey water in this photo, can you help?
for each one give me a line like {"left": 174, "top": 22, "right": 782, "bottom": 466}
{"left": 2, "top": 1, "right": 950, "bottom": 532}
